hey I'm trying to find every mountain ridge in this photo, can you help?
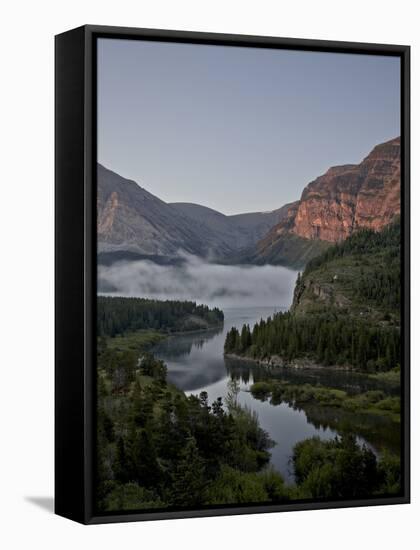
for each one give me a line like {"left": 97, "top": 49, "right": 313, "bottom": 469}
{"left": 244, "top": 137, "right": 400, "bottom": 268}
{"left": 97, "top": 163, "right": 292, "bottom": 262}
{"left": 97, "top": 136, "right": 400, "bottom": 268}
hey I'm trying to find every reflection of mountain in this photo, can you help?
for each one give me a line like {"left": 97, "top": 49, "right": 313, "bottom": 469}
{"left": 165, "top": 356, "right": 228, "bottom": 393}
{"left": 152, "top": 327, "right": 227, "bottom": 392}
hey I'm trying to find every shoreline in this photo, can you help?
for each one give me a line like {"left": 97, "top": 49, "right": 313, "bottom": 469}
{"left": 224, "top": 352, "right": 357, "bottom": 373}
{"left": 162, "top": 322, "right": 224, "bottom": 338}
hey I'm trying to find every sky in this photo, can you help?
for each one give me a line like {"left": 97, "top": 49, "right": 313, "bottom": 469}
{"left": 97, "top": 38, "right": 400, "bottom": 215}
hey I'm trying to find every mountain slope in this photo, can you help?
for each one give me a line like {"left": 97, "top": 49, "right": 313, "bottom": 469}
{"left": 97, "top": 164, "right": 210, "bottom": 257}
{"left": 292, "top": 137, "right": 400, "bottom": 242}
{"left": 97, "top": 164, "right": 291, "bottom": 262}
{"left": 292, "top": 220, "right": 401, "bottom": 324}
{"left": 246, "top": 137, "right": 400, "bottom": 268}
{"left": 170, "top": 202, "right": 291, "bottom": 252}
{"left": 225, "top": 221, "right": 401, "bottom": 371}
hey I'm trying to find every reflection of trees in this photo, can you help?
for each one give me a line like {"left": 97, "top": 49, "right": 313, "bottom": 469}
{"left": 224, "top": 357, "right": 399, "bottom": 396}
{"left": 225, "top": 356, "right": 400, "bottom": 457}
{"left": 224, "top": 357, "right": 267, "bottom": 385}
{"left": 303, "top": 403, "right": 400, "bottom": 455}
{"left": 270, "top": 394, "right": 400, "bottom": 455}
{"left": 153, "top": 326, "right": 223, "bottom": 359}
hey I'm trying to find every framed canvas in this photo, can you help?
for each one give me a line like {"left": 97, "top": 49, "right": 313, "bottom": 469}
{"left": 55, "top": 25, "right": 410, "bottom": 524}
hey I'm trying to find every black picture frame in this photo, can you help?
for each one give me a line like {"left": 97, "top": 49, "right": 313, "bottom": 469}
{"left": 55, "top": 24, "right": 410, "bottom": 525}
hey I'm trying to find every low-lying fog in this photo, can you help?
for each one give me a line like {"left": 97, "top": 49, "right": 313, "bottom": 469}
{"left": 98, "top": 255, "right": 298, "bottom": 310}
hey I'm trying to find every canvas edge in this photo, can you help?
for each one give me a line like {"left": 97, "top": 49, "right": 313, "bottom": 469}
{"left": 54, "top": 24, "right": 410, "bottom": 525}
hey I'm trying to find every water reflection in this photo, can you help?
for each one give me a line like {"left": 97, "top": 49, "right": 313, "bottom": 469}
{"left": 225, "top": 357, "right": 400, "bottom": 396}
{"left": 154, "top": 326, "right": 223, "bottom": 360}
{"left": 153, "top": 306, "right": 400, "bottom": 482}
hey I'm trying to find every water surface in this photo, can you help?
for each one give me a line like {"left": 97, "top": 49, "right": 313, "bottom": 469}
{"left": 153, "top": 305, "right": 401, "bottom": 482}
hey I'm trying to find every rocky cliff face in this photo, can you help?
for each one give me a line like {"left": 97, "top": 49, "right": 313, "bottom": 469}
{"left": 291, "top": 137, "right": 400, "bottom": 242}
{"left": 246, "top": 137, "right": 401, "bottom": 268}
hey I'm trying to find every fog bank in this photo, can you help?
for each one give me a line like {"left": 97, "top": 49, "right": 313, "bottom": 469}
{"left": 98, "top": 255, "right": 298, "bottom": 309}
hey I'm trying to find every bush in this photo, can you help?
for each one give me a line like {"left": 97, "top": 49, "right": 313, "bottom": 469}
{"left": 377, "top": 452, "right": 401, "bottom": 494}
{"left": 292, "top": 435, "right": 381, "bottom": 498}
{"left": 205, "top": 466, "right": 289, "bottom": 505}
{"left": 102, "top": 482, "right": 164, "bottom": 511}
{"left": 375, "top": 397, "right": 400, "bottom": 413}
{"left": 250, "top": 382, "right": 272, "bottom": 400}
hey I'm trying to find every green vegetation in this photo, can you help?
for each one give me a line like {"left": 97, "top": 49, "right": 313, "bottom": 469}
{"left": 369, "top": 367, "right": 401, "bottom": 388}
{"left": 97, "top": 221, "right": 403, "bottom": 513}
{"left": 103, "top": 330, "right": 165, "bottom": 354}
{"left": 294, "top": 221, "right": 401, "bottom": 320}
{"left": 97, "top": 340, "right": 289, "bottom": 512}
{"left": 225, "top": 223, "right": 401, "bottom": 372}
{"left": 225, "top": 313, "right": 400, "bottom": 371}
{"left": 98, "top": 340, "right": 400, "bottom": 511}
{"left": 250, "top": 380, "right": 400, "bottom": 422}
{"left": 292, "top": 435, "right": 400, "bottom": 499}
{"left": 238, "top": 232, "right": 331, "bottom": 269}
{"left": 98, "top": 296, "right": 224, "bottom": 337}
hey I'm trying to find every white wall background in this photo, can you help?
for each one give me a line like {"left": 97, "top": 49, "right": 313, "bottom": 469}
{"left": 1, "top": 1, "right": 418, "bottom": 548}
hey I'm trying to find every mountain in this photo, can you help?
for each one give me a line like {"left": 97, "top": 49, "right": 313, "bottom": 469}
{"left": 292, "top": 137, "right": 401, "bottom": 241}
{"left": 246, "top": 137, "right": 401, "bottom": 268}
{"left": 97, "top": 164, "right": 289, "bottom": 263}
{"left": 170, "top": 202, "right": 291, "bottom": 252}
{"left": 98, "top": 137, "right": 400, "bottom": 268}
{"left": 97, "top": 164, "right": 210, "bottom": 258}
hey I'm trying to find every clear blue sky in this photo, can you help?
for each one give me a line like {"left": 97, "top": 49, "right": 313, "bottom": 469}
{"left": 97, "top": 38, "right": 400, "bottom": 215}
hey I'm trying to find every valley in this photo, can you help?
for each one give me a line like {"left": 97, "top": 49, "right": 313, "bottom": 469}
{"left": 97, "top": 136, "right": 401, "bottom": 270}
{"left": 96, "top": 136, "right": 402, "bottom": 511}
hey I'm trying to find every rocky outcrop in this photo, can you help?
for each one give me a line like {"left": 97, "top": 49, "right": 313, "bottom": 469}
{"left": 291, "top": 137, "right": 400, "bottom": 242}
{"left": 245, "top": 137, "right": 401, "bottom": 268}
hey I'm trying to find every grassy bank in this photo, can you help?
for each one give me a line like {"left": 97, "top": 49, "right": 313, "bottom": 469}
{"left": 103, "top": 330, "right": 165, "bottom": 354}
{"left": 250, "top": 379, "right": 400, "bottom": 422}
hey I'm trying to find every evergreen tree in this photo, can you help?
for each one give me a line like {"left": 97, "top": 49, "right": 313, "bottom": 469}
{"left": 170, "top": 437, "right": 207, "bottom": 506}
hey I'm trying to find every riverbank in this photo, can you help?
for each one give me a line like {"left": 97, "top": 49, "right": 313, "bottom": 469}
{"left": 250, "top": 379, "right": 400, "bottom": 423}
{"left": 224, "top": 352, "right": 355, "bottom": 372}
{"left": 103, "top": 323, "right": 224, "bottom": 355}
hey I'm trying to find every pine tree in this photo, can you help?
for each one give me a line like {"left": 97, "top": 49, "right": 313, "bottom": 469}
{"left": 170, "top": 437, "right": 207, "bottom": 506}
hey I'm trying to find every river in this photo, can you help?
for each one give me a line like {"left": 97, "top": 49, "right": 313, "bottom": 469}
{"left": 152, "top": 305, "right": 400, "bottom": 483}
{"left": 102, "top": 258, "right": 400, "bottom": 484}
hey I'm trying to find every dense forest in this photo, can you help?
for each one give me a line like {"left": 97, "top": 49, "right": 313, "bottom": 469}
{"left": 224, "top": 312, "right": 400, "bottom": 371}
{"left": 304, "top": 221, "right": 400, "bottom": 278}
{"left": 96, "top": 221, "right": 402, "bottom": 511}
{"left": 292, "top": 434, "right": 400, "bottom": 499}
{"left": 97, "top": 340, "right": 399, "bottom": 511}
{"left": 225, "top": 223, "right": 401, "bottom": 372}
{"left": 293, "top": 221, "right": 401, "bottom": 320}
{"left": 97, "top": 342, "right": 290, "bottom": 510}
{"left": 98, "top": 296, "right": 224, "bottom": 337}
